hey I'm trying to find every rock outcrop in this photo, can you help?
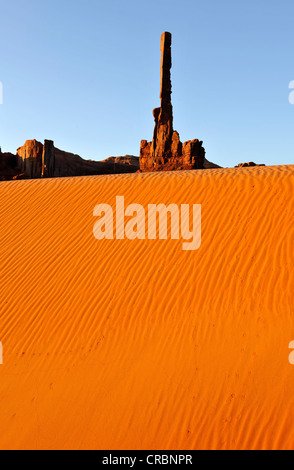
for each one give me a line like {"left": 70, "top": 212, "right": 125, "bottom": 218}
{"left": 53, "top": 148, "right": 139, "bottom": 177}
{"left": 16, "top": 139, "right": 56, "bottom": 178}
{"left": 0, "top": 140, "right": 220, "bottom": 181}
{"left": 101, "top": 155, "right": 139, "bottom": 171}
{"left": 0, "top": 148, "right": 21, "bottom": 180}
{"left": 140, "top": 32, "right": 205, "bottom": 172}
{"left": 42, "top": 140, "right": 55, "bottom": 178}
{"left": 236, "top": 162, "right": 265, "bottom": 168}
{"left": 17, "top": 139, "right": 44, "bottom": 179}
{"left": 0, "top": 141, "right": 140, "bottom": 180}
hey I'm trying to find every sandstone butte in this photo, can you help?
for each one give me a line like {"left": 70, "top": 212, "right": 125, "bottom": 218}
{"left": 0, "top": 141, "right": 140, "bottom": 181}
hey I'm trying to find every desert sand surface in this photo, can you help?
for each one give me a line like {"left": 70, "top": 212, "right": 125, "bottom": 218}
{"left": 0, "top": 164, "right": 293, "bottom": 450}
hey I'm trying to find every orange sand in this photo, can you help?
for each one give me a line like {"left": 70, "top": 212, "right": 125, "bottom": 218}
{"left": 0, "top": 165, "right": 293, "bottom": 450}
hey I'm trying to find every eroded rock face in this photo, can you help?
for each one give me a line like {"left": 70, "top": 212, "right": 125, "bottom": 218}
{"left": 17, "top": 139, "right": 44, "bottom": 178}
{"left": 140, "top": 32, "right": 205, "bottom": 172}
{"left": 42, "top": 140, "right": 55, "bottom": 178}
{"left": 1, "top": 139, "right": 140, "bottom": 180}
{"left": 171, "top": 131, "right": 182, "bottom": 158}
{"left": 236, "top": 162, "right": 265, "bottom": 168}
{"left": 153, "top": 32, "right": 173, "bottom": 162}
{"left": 53, "top": 149, "right": 139, "bottom": 177}
{"left": 0, "top": 139, "right": 219, "bottom": 180}
{"left": 182, "top": 139, "right": 205, "bottom": 169}
{"left": 17, "top": 139, "right": 56, "bottom": 178}
{"left": 139, "top": 141, "right": 153, "bottom": 171}
{"left": 101, "top": 156, "right": 139, "bottom": 172}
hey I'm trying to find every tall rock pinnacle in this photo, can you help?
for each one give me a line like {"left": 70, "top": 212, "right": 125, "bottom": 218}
{"left": 140, "top": 32, "right": 205, "bottom": 172}
{"left": 151, "top": 32, "right": 174, "bottom": 163}
{"left": 160, "top": 32, "right": 172, "bottom": 108}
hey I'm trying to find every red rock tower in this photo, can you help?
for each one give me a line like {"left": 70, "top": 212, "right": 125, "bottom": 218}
{"left": 140, "top": 32, "right": 205, "bottom": 172}
{"left": 152, "top": 32, "right": 173, "bottom": 165}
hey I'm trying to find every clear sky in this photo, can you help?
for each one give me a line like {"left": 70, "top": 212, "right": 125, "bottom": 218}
{"left": 0, "top": 0, "right": 293, "bottom": 167}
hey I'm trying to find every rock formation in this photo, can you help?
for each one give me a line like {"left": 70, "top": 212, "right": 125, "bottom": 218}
{"left": 102, "top": 155, "right": 140, "bottom": 170}
{"left": 236, "top": 162, "right": 265, "bottom": 168}
{"left": 0, "top": 148, "right": 20, "bottom": 180}
{"left": 0, "top": 138, "right": 220, "bottom": 181}
{"left": 42, "top": 140, "right": 55, "bottom": 178}
{"left": 17, "top": 139, "right": 44, "bottom": 179}
{"left": 0, "top": 140, "right": 140, "bottom": 180}
{"left": 16, "top": 139, "right": 56, "bottom": 179}
{"left": 152, "top": 32, "right": 173, "bottom": 165}
{"left": 140, "top": 32, "right": 205, "bottom": 172}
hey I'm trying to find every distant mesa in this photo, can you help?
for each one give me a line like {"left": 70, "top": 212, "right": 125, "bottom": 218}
{"left": 236, "top": 162, "right": 265, "bottom": 168}
{"left": 139, "top": 32, "right": 206, "bottom": 172}
{"left": 0, "top": 141, "right": 140, "bottom": 181}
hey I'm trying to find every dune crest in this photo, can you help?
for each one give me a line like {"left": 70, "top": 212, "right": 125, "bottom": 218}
{"left": 0, "top": 165, "right": 293, "bottom": 450}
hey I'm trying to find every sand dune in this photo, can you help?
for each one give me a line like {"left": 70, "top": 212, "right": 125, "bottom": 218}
{"left": 0, "top": 165, "right": 293, "bottom": 450}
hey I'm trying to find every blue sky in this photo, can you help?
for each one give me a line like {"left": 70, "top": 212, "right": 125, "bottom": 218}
{"left": 0, "top": 0, "right": 293, "bottom": 167}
